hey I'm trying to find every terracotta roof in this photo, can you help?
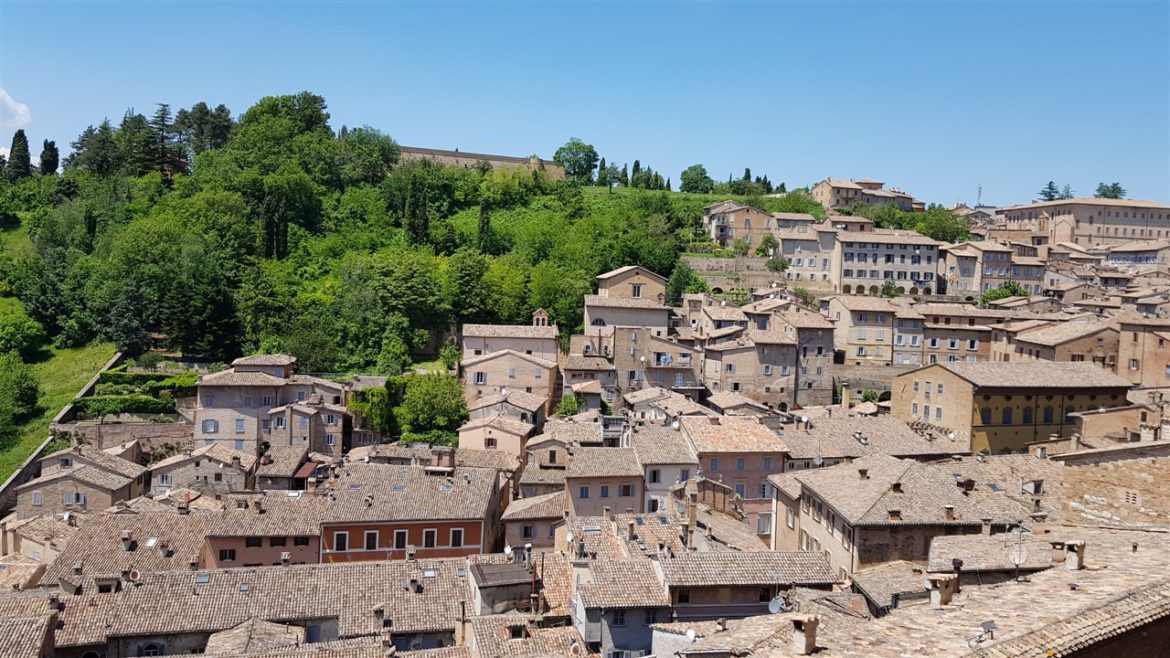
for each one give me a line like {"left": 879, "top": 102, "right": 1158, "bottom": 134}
{"left": 597, "top": 265, "right": 667, "bottom": 282}
{"left": 851, "top": 560, "right": 929, "bottom": 609}
{"left": 517, "top": 464, "right": 566, "bottom": 487}
{"left": 4, "top": 514, "right": 78, "bottom": 547}
{"left": 199, "top": 369, "right": 289, "bottom": 387}
{"left": 469, "top": 614, "right": 587, "bottom": 658}
{"left": 778, "top": 307, "right": 836, "bottom": 329}
{"left": 630, "top": 425, "right": 699, "bottom": 466}
{"left": 839, "top": 230, "right": 941, "bottom": 246}
{"left": 583, "top": 294, "right": 669, "bottom": 310}
{"left": 928, "top": 533, "right": 1056, "bottom": 574}
{"left": 203, "top": 618, "right": 305, "bottom": 654}
{"left": 578, "top": 560, "right": 669, "bottom": 609}
{"left": 1000, "top": 197, "right": 1170, "bottom": 211}
{"left": 458, "top": 414, "right": 534, "bottom": 437}
{"left": 706, "top": 391, "right": 770, "bottom": 413}
{"left": 571, "top": 380, "right": 604, "bottom": 395}
{"left": 467, "top": 389, "right": 548, "bottom": 412}
{"left": 231, "top": 354, "right": 296, "bottom": 367}
{"left": 501, "top": 491, "right": 565, "bottom": 521}
{"left": 746, "top": 327, "right": 797, "bottom": 345}
{"left": 152, "top": 443, "right": 257, "bottom": 472}
{"left": 680, "top": 416, "right": 787, "bottom": 454}
{"left": 566, "top": 447, "right": 642, "bottom": 479}
{"left": 704, "top": 305, "right": 749, "bottom": 321}
{"left": 44, "top": 444, "right": 147, "bottom": 479}
{"left": 462, "top": 323, "right": 559, "bottom": 339}
{"left": 313, "top": 463, "right": 498, "bottom": 524}
{"left": 923, "top": 361, "right": 1132, "bottom": 389}
{"left": 660, "top": 551, "right": 837, "bottom": 587}
{"left": 0, "top": 614, "right": 51, "bottom": 658}
{"left": 257, "top": 445, "right": 309, "bottom": 479}
{"left": 16, "top": 464, "right": 132, "bottom": 493}
{"left": 563, "top": 355, "right": 615, "bottom": 371}
{"left": 1013, "top": 321, "right": 1116, "bottom": 347}
{"left": 461, "top": 349, "right": 556, "bottom": 369}
{"left": 781, "top": 416, "right": 957, "bottom": 460}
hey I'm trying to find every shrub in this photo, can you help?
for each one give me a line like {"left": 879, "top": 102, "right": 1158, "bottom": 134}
{"left": 0, "top": 314, "right": 47, "bottom": 360}
{"left": 73, "top": 394, "right": 176, "bottom": 418}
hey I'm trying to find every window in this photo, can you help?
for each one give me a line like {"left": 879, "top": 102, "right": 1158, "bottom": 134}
{"left": 522, "top": 525, "right": 534, "bottom": 539}
{"left": 325, "top": 434, "right": 336, "bottom": 446}
{"left": 235, "top": 419, "right": 246, "bottom": 434}
{"left": 262, "top": 396, "right": 273, "bottom": 407}
{"left": 474, "top": 372, "right": 487, "bottom": 385}
{"left": 620, "top": 484, "right": 633, "bottom": 497}
{"left": 333, "top": 531, "right": 349, "bottom": 552}
{"left": 295, "top": 391, "right": 304, "bottom": 402}
{"left": 725, "top": 363, "right": 735, "bottom": 373}
{"left": 422, "top": 529, "right": 438, "bottom": 550}
{"left": 274, "top": 417, "right": 285, "bottom": 429}
{"left": 1023, "top": 407, "right": 1034, "bottom": 424}
{"left": 763, "top": 364, "right": 773, "bottom": 376}
{"left": 141, "top": 644, "right": 163, "bottom": 656}
{"left": 219, "top": 549, "right": 236, "bottom": 562}
{"left": 709, "top": 458, "right": 719, "bottom": 472}
{"left": 1043, "top": 406, "right": 1055, "bottom": 423}
{"left": 451, "top": 528, "right": 464, "bottom": 547}
{"left": 613, "top": 609, "right": 627, "bottom": 626}
{"left": 760, "top": 482, "right": 774, "bottom": 498}
{"left": 270, "top": 536, "right": 287, "bottom": 546}
{"left": 394, "top": 530, "right": 409, "bottom": 550}
{"left": 1131, "top": 359, "right": 1141, "bottom": 370}
{"left": 968, "top": 339, "right": 979, "bottom": 350}
{"left": 937, "top": 383, "right": 944, "bottom": 396}
{"left": 1002, "top": 408, "right": 1013, "bottom": 425}
{"left": 948, "top": 339, "right": 959, "bottom": 349}
{"left": 735, "top": 483, "right": 747, "bottom": 498}
{"left": 600, "top": 485, "right": 610, "bottom": 498}
{"left": 757, "top": 513, "right": 773, "bottom": 535}
{"left": 980, "top": 408, "right": 992, "bottom": 424}
{"left": 579, "top": 486, "right": 590, "bottom": 499}
{"left": 201, "top": 419, "right": 219, "bottom": 434}
{"left": 763, "top": 456, "right": 773, "bottom": 471}
{"left": 60, "top": 457, "right": 72, "bottom": 469}
{"left": 507, "top": 368, "right": 516, "bottom": 379}
{"left": 31, "top": 491, "right": 42, "bottom": 507}
{"left": 935, "top": 407, "right": 942, "bottom": 420}
{"left": 680, "top": 469, "right": 690, "bottom": 481}
{"left": 632, "top": 284, "right": 643, "bottom": 298}
{"left": 365, "top": 531, "right": 379, "bottom": 551}
{"left": 485, "top": 437, "right": 497, "bottom": 449}
{"left": 649, "top": 469, "right": 660, "bottom": 484}
{"left": 736, "top": 457, "right": 746, "bottom": 472}
{"left": 294, "top": 536, "right": 311, "bottom": 546}
{"left": 912, "top": 402, "right": 919, "bottom": 415}
{"left": 233, "top": 440, "right": 244, "bottom": 452}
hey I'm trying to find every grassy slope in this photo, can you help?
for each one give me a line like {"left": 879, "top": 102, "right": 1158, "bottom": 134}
{"left": 0, "top": 342, "right": 117, "bottom": 481}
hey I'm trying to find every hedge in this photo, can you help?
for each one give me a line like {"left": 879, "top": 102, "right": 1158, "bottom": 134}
{"left": 99, "top": 370, "right": 173, "bottom": 386}
{"left": 73, "top": 395, "right": 176, "bottom": 418}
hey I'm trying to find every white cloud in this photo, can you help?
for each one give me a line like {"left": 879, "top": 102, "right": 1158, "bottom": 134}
{"left": 0, "top": 88, "right": 32, "bottom": 130}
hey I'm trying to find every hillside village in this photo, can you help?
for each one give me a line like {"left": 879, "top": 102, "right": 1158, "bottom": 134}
{"left": 2, "top": 153, "right": 1170, "bottom": 658}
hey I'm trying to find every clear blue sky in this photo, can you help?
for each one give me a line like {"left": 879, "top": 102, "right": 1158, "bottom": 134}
{"left": 2, "top": 1, "right": 1167, "bottom": 205}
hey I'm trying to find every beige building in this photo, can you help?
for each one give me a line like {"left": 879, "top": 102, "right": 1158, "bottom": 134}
{"left": 595, "top": 265, "right": 668, "bottom": 302}
{"left": 627, "top": 424, "right": 699, "bottom": 513}
{"left": 774, "top": 225, "right": 840, "bottom": 291}
{"left": 812, "top": 178, "right": 919, "bottom": 212}
{"left": 500, "top": 491, "right": 564, "bottom": 549}
{"left": 457, "top": 414, "right": 535, "bottom": 458}
{"left": 564, "top": 448, "right": 644, "bottom": 517}
{"left": 14, "top": 466, "right": 135, "bottom": 518}
{"left": 1117, "top": 319, "right": 1170, "bottom": 389}
{"left": 939, "top": 241, "right": 1016, "bottom": 298}
{"left": 996, "top": 321, "right": 1119, "bottom": 370}
{"left": 703, "top": 203, "right": 785, "bottom": 252}
{"left": 150, "top": 444, "right": 257, "bottom": 496}
{"left": 702, "top": 329, "right": 799, "bottom": 410}
{"left": 584, "top": 295, "right": 671, "bottom": 330}
{"left": 398, "top": 145, "right": 565, "bottom": 180}
{"left": 466, "top": 389, "right": 548, "bottom": 430}
{"left": 461, "top": 349, "right": 557, "bottom": 412}
{"left": 837, "top": 230, "right": 943, "bottom": 295}
{"left": 890, "top": 361, "right": 1133, "bottom": 453}
{"left": 461, "top": 310, "right": 559, "bottom": 362}
{"left": 998, "top": 197, "right": 1170, "bottom": 246}
{"left": 826, "top": 296, "right": 903, "bottom": 366}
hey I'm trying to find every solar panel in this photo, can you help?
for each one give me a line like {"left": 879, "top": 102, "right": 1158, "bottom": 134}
{"left": 635, "top": 517, "right": 645, "bottom": 525}
{"left": 659, "top": 516, "right": 669, "bottom": 525}
{"left": 195, "top": 574, "right": 211, "bottom": 584}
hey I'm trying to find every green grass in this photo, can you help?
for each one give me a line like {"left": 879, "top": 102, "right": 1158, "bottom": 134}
{"left": 0, "top": 296, "right": 23, "bottom": 317}
{"left": 0, "top": 342, "right": 117, "bottom": 481}
{"left": 410, "top": 358, "right": 449, "bottom": 374}
{"left": 1, "top": 221, "right": 35, "bottom": 260}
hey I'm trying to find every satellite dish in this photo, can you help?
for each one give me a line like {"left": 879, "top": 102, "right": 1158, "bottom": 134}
{"left": 685, "top": 629, "right": 697, "bottom": 641}
{"left": 503, "top": 544, "right": 513, "bottom": 556}
{"left": 948, "top": 432, "right": 956, "bottom": 440}
{"left": 923, "top": 577, "right": 935, "bottom": 590}
{"left": 801, "top": 416, "right": 809, "bottom": 423}
{"left": 570, "top": 642, "right": 582, "bottom": 657}
{"left": 565, "top": 532, "right": 574, "bottom": 544}
{"left": 813, "top": 456, "right": 824, "bottom": 467}
{"left": 1009, "top": 546, "right": 1028, "bottom": 567}
{"left": 768, "top": 597, "right": 783, "bottom": 614}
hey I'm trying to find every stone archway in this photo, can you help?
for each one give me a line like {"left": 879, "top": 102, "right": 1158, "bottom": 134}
{"left": 869, "top": 285, "right": 880, "bottom": 295}
{"left": 842, "top": 284, "right": 852, "bottom": 294}
{"left": 924, "top": 287, "right": 933, "bottom": 295}
{"left": 909, "top": 287, "right": 919, "bottom": 295}
{"left": 897, "top": 286, "right": 906, "bottom": 294}
{"left": 711, "top": 287, "right": 724, "bottom": 294}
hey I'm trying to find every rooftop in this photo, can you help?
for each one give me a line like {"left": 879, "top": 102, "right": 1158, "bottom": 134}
{"left": 461, "top": 323, "right": 559, "bottom": 339}
{"left": 231, "top": 354, "right": 297, "bottom": 367}
{"left": 629, "top": 424, "right": 699, "bottom": 466}
{"left": 500, "top": 491, "right": 565, "bottom": 521}
{"left": 566, "top": 447, "right": 643, "bottom": 479}
{"left": 781, "top": 416, "right": 958, "bottom": 460}
{"left": 922, "top": 361, "right": 1132, "bottom": 389}
{"left": 680, "top": 416, "right": 787, "bottom": 454}
{"left": 660, "top": 551, "right": 837, "bottom": 588}
{"left": 578, "top": 560, "right": 670, "bottom": 609}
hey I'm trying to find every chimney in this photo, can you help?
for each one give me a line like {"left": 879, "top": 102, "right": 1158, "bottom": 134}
{"left": 1065, "top": 540, "right": 1086, "bottom": 570}
{"left": 252, "top": 499, "right": 264, "bottom": 514}
{"left": 308, "top": 477, "right": 318, "bottom": 495}
{"left": 1068, "top": 433, "right": 1081, "bottom": 452}
{"left": 280, "top": 551, "right": 290, "bottom": 565}
{"left": 790, "top": 615, "right": 819, "bottom": 655}
{"left": 857, "top": 468, "right": 869, "bottom": 480}
{"left": 47, "top": 594, "right": 62, "bottom": 612}
{"left": 157, "top": 541, "right": 171, "bottom": 558}
{"left": 687, "top": 492, "right": 698, "bottom": 531}
{"left": 121, "top": 531, "right": 134, "bottom": 551}
{"left": 943, "top": 504, "right": 955, "bottom": 521}
{"left": 887, "top": 509, "right": 901, "bottom": 521}
{"left": 177, "top": 498, "right": 190, "bottom": 515}
{"left": 188, "top": 559, "right": 198, "bottom": 571}
{"left": 890, "top": 482, "right": 903, "bottom": 494}
{"left": 231, "top": 455, "right": 241, "bottom": 468}
{"left": 952, "top": 559, "right": 964, "bottom": 593}
{"left": 927, "top": 574, "right": 957, "bottom": 608}
{"left": 1035, "top": 445, "right": 1048, "bottom": 459}
{"left": 72, "top": 562, "right": 83, "bottom": 576}
{"left": 980, "top": 518, "right": 993, "bottom": 535}
{"left": 454, "top": 600, "right": 468, "bottom": 646}
{"left": 716, "top": 618, "right": 727, "bottom": 632}
{"left": 627, "top": 520, "right": 636, "bottom": 540}
{"left": 603, "top": 506, "right": 613, "bottom": 521}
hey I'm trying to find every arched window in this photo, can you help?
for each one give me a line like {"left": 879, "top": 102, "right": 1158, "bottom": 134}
{"left": 1002, "top": 408, "right": 1013, "bottom": 425}
{"left": 980, "top": 408, "right": 992, "bottom": 425}
{"left": 142, "top": 645, "right": 163, "bottom": 657}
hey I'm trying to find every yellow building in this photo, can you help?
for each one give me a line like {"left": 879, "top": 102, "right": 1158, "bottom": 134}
{"left": 890, "top": 361, "right": 1132, "bottom": 454}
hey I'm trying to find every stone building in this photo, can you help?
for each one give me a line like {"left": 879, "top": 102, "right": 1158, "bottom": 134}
{"left": 149, "top": 443, "right": 258, "bottom": 496}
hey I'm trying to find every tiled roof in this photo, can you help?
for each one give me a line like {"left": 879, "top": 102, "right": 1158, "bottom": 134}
{"left": 928, "top": 361, "right": 1132, "bottom": 389}
{"left": 461, "top": 349, "right": 556, "bottom": 369}
{"left": 16, "top": 464, "right": 132, "bottom": 493}
{"left": 778, "top": 307, "right": 836, "bottom": 329}
{"left": 41, "top": 512, "right": 212, "bottom": 587}
{"left": 563, "top": 355, "right": 615, "bottom": 371}
{"left": 792, "top": 455, "right": 912, "bottom": 523}
{"left": 517, "top": 464, "right": 566, "bottom": 486}
{"left": 152, "top": 443, "right": 257, "bottom": 472}
{"left": 680, "top": 416, "right": 787, "bottom": 454}
{"left": 850, "top": 560, "right": 928, "bottom": 609}
{"left": 468, "top": 552, "right": 574, "bottom": 618}
{"left": 578, "top": 560, "right": 669, "bottom": 609}
{"left": 199, "top": 369, "right": 289, "bottom": 387}
{"left": 566, "top": 448, "right": 643, "bottom": 479}
{"left": 782, "top": 416, "right": 957, "bottom": 460}
{"left": 660, "top": 551, "right": 837, "bottom": 587}
{"left": 501, "top": 491, "right": 565, "bottom": 521}
{"left": 928, "top": 533, "right": 1055, "bottom": 574}
{"left": 571, "top": 380, "right": 604, "bottom": 395}
{"left": 583, "top": 294, "right": 669, "bottom": 310}
{"left": 706, "top": 391, "right": 770, "bottom": 413}
{"left": 838, "top": 230, "right": 941, "bottom": 246}
{"left": 203, "top": 618, "right": 304, "bottom": 654}
{"left": 257, "top": 445, "right": 309, "bottom": 479}
{"left": 745, "top": 327, "right": 797, "bottom": 345}
{"left": 45, "top": 444, "right": 147, "bottom": 479}
{"left": 467, "top": 389, "right": 548, "bottom": 412}
{"left": 1013, "top": 320, "right": 1115, "bottom": 346}
{"left": 767, "top": 471, "right": 803, "bottom": 499}
{"left": 597, "top": 265, "right": 667, "bottom": 282}
{"left": 1000, "top": 197, "right": 1170, "bottom": 210}
{"left": 46, "top": 559, "right": 474, "bottom": 648}
{"left": 0, "top": 615, "right": 51, "bottom": 658}
{"left": 630, "top": 425, "right": 699, "bottom": 466}
{"left": 231, "top": 354, "right": 296, "bottom": 367}
{"left": 828, "top": 296, "right": 901, "bottom": 313}
{"left": 5, "top": 514, "right": 77, "bottom": 546}
{"left": 562, "top": 516, "right": 629, "bottom": 561}
{"left": 458, "top": 414, "right": 534, "bottom": 437}
{"left": 462, "top": 323, "right": 559, "bottom": 339}
{"left": 704, "top": 305, "right": 749, "bottom": 321}
{"left": 313, "top": 463, "right": 498, "bottom": 523}
{"left": 469, "top": 614, "right": 587, "bottom": 658}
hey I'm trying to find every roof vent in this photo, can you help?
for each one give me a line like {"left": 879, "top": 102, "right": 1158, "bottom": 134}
{"left": 888, "top": 509, "right": 902, "bottom": 520}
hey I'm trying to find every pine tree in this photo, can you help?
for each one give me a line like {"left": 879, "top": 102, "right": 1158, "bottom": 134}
{"left": 477, "top": 204, "right": 491, "bottom": 252}
{"left": 39, "top": 140, "right": 59, "bottom": 175}
{"left": 596, "top": 157, "right": 607, "bottom": 187}
{"left": 778, "top": 182, "right": 787, "bottom": 194}
{"left": 1038, "top": 181, "right": 1060, "bottom": 202}
{"left": 743, "top": 168, "right": 751, "bottom": 182}
{"left": 631, "top": 160, "right": 641, "bottom": 187}
{"left": 6, "top": 129, "right": 31, "bottom": 180}
{"left": 405, "top": 174, "right": 430, "bottom": 244}
{"left": 1059, "top": 184, "right": 1074, "bottom": 200}
{"left": 666, "top": 177, "right": 671, "bottom": 191}
{"left": 619, "top": 164, "right": 629, "bottom": 187}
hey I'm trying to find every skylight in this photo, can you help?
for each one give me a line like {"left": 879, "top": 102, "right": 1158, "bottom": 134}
{"left": 195, "top": 574, "right": 211, "bottom": 584}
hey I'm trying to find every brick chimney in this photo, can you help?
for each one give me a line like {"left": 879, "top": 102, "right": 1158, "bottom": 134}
{"left": 857, "top": 468, "right": 869, "bottom": 480}
{"left": 1065, "top": 540, "right": 1086, "bottom": 570}
{"left": 790, "top": 615, "right": 819, "bottom": 655}
{"left": 121, "top": 531, "right": 134, "bottom": 551}
{"left": 981, "top": 518, "right": 992, "bottom": 535}
{"left": 943, "top": 505, "right": 955, "bottom": 521}
{"left": 627, "top": 520, "right": 636, "bottom": 540}
{"left": 927, "top": 573, "right": 957, "bottom": 608}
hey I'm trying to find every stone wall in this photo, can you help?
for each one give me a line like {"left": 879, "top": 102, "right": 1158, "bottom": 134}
{"left": 53, "top": 421, "right": 194, "bottom": 453}
{"left": 1063, "top": 457, "right": 1170, "bottom": 528}
{"left": 682, "top": 256, "right": 783, "bottom": 294}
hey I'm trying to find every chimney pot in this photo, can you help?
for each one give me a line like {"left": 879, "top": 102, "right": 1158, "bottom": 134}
{"left": 1065, "top": 540, "right": 1086, "bottom": 570}
{"left": 981, "top": 518, "right": 993, "bottom": 535}
{"left": 944, "top": 504, "right": 955, "bottom": 521}
{"left": 790, "top": 614, "right": 819, "bottom": 655}
{"left": 858, "top": 468, "right": 869, "bottom": 480}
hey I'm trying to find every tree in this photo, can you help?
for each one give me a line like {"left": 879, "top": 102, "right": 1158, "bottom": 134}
{"left": 861, "top": 390, "right": 879, "bottom": 403}
{"left": 666, "top": 261, "right": 708, "bottom": 306}
{"left": 555, "top": 393, "right": 581, "bottom": 417}
{"left": 1059, "top": 184, "right": 1074, "bottom": 200}
{"left": 791, "top": 287, "right": 816, "bottom": 307}
{"left": 980, "top": 281, "right": 1029, "bottom": 306}
{"left": 348, "top": 385, "right": 398, "bottom": 437}
{"left": 743, "top": 168, "right": 751, "bottom": 182}
{"left": 1095, "top": 182, "right": 1126, "bottom": 199}
{"left": 0, "top": 352, "right": 39, "bottom": 421}
{"left": 1038, "top": 181, "right": 1060, "bottom": 202}
{"left": 679, "top": 164, "right": 714, "bottom": 194}
{"left": 65, "top": 120, "right": 119, "bottom": 175}
{"left": 39, "top": 140, "right": 59, "bottom": 175}
{"left": 174, "top": 102, "right": 234, "bottom": 154}
{"left": 376, "top": 330, "right": 413, "bottom": 375}
{"left": 0, "top": 315, "right": 47, "bottom": 360}
{"left": 439, "top": 341, "right": 460, "bottom": 371}
{"left": 619, "top": 163, "right": 629, "bottom": 187}
{"left": 477, "top": 204, "right": 492, "bottom": 251}
{"left": 596, "top": 157, "right": 608, "bottom": 187}
{"left": 755, "top": 234, "right": 779, "bottom": 257}
{"left": 879, "top": 280, "right": 901, "bottom": 298}
{"left": 552, "top": 138, "right": 598, "bottom": 183}
{"left": 778, "top": 182, "right": 787, "bottom": 194}
{"left": 766, "top": 257, "right": 788, "bottom": 272}
{"left": 7, "top": 130, "right": 31, "bottom": 180}
{"left": 336, "top": 126, "right": 399, "bottom": 188}
{"left": 395, "top": 373, "right": 467, "bottom": 435}
{"left": 405, "top": 172, "right": 430, "bottom": 244}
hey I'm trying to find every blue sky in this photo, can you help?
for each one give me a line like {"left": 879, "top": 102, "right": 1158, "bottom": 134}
{"left": 2, "top": 1, "right": 1167, "bottom": 205}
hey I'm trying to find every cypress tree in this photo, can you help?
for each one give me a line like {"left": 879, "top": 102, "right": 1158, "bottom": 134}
{"left": 39, "top": 140, "right": 59, "bottom": 175}
{"left": 7, "top": 129, "right": 31, "bottom": 180}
